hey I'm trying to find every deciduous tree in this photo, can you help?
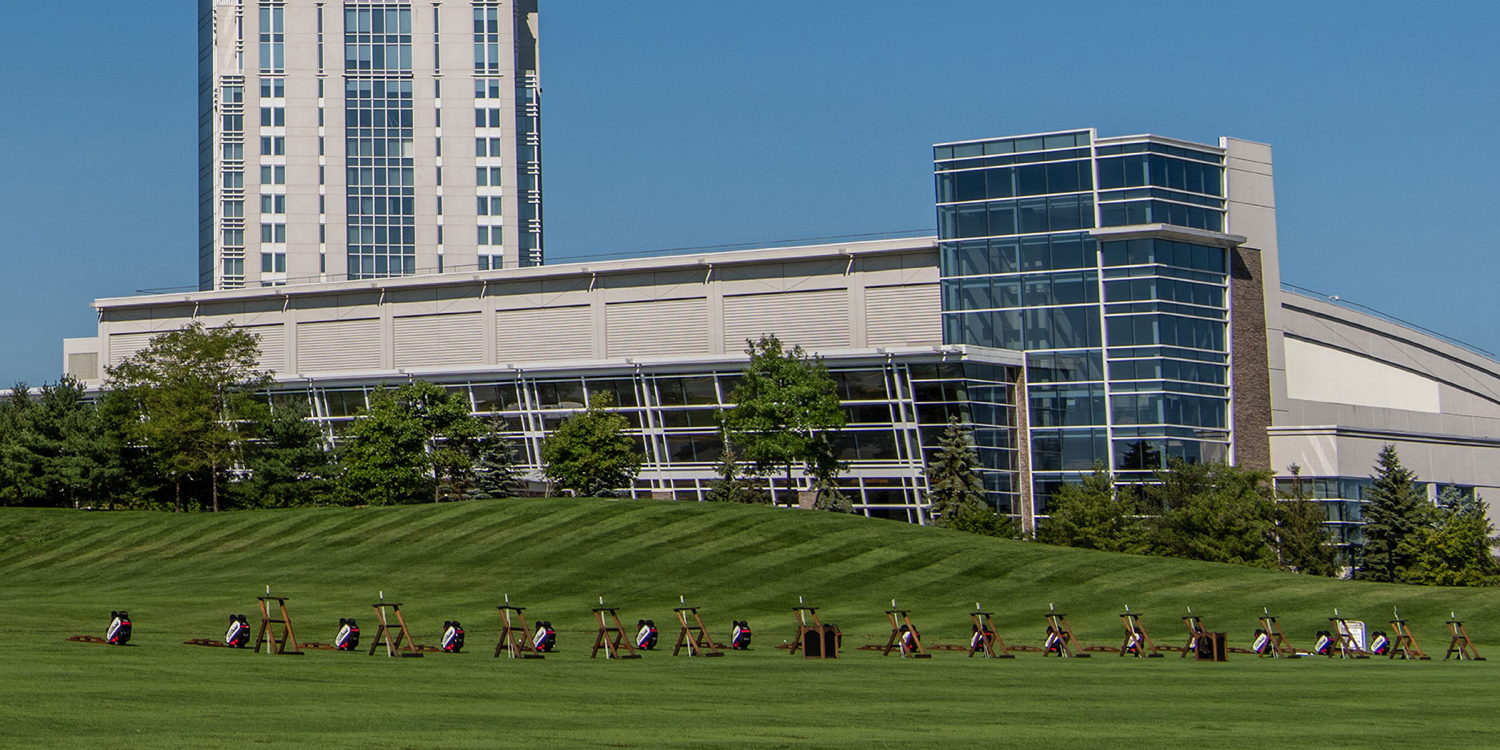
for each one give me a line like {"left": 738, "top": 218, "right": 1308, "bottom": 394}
{"left": 718, "top": 335, "right": 846, "bottom": 506}
{"left": 1037, "top": 462, "right": 1144, "bottom": 552}
{"left": 540, "top": 392, "right": 642, "bottom": 497}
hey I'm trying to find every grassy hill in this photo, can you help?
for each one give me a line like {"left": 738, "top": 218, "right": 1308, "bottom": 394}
{"left": 3, "top": 499, "right": 1498, "bottom": 749}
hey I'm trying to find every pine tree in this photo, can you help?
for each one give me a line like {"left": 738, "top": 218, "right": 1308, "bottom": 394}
{"left": 1356, "top": 445, "right": 1429, "bottom": 583}
{"left": 469, "top": 429, "right": 524, "bottom": 499}
{"left": 1274, "top": 465, "right": 1339, "bottom": 576}
{"left": 923, "top": 416, "right": 986, "bottom": 526}
{"left": 706, "top": 443, "right": 765, "bottom": 504}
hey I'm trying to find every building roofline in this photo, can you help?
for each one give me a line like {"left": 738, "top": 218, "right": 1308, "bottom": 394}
{"left": 94, "top": 236, "right": 940, "bottom": 311}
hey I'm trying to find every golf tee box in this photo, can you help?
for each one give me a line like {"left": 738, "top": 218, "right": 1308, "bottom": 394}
{"left": 881, "top": 609, "right": 931, "bottom": 658}
{"left": 495, "top": 605, "right": 545, "bottom": 659}
{"left": 968, "top": 610, "right": 1014, "bottom": 659}
{"left": 671, "top": 606, "right": 725, "bottom": 657}
{"left": 253, "top": 597, "right": 304, "bottom": 655}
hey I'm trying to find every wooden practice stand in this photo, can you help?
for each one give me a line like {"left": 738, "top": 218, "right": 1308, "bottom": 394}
{"left": 881, "top": 609, "right": 931, "bottom": 658}
{"left": 672, "top": 606, "right": 724, "bottom": 657}
{"left": 253, "top": 597, "right": 303, "bottom": 655}
{"left": 1445, "top": 619, "right": 1485, "bottom": 661}
{"left": 1257, "top": 614, "right": 1299, "bottom": 658}
{"left": 591, "top": 607, "right": 641, "bottom": 659}
{"left": 790, "top": 606, "right": 839, "bottom": 659}
{"left": 494, "top": 605, "right": 544, "bottom": 659}
{"left": 1043, "top": 612, "right": 1089, "bottom": 658}
{"left": 1118, "top": 610, "right": 1164, "bottom": 658}
{"left": 1328, "top": 617, "right": 1370, "bottom": 659}
{"left": 1387, "top": 618, "right": 1430, "bottom": 660}
{"left": 368, "top": 602, "right": 423, "bottom": 657}
{"left": 969, "top": 610, "right": 1013, "bottom": 658}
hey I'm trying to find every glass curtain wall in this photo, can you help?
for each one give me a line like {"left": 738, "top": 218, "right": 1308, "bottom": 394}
{"left": 345, "top": 4, "right": 416, "bottom": 279}
{"left": 294, "top": 360, "right": 1020, "bottom": 522}
{"left": 935, "top": 130, "right": 1231, "bottom": 508}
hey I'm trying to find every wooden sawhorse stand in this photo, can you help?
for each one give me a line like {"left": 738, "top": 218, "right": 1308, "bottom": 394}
{"left": 1181, "top": 613, "right": 1207, "bottom": 658}
{"left": 1328, "top": 616, "right": 1370, "bottom": 659}
{"left": 672, "top": 606, "right": 724, "bottom": 657}
{"left": 494, "top": 605, "right": 544, "bottom": 659}
{"left": 1257, "top": 614, "right": 1298, "bottom": 658}
{"left": 969, "top": 610, "right": 1013, "bottom": 658}
{"left": 790, "top": 606, "right": 839, "bottom": 659}
{"left": 1387, "top": 618, "right": 1430, "bottom": 660}
{"left": 1446, "top": 618, "right": 1485, "bottom": 661}
{"left": 253, "top": 597, "right": 303, "bottom": 655}
{"left": 1119, "top": 610, "right": 1164, "bottom": 658}
{"left": 591, "top": 607, "right": 641, "bottom": 659}
{"left": 881, "top": 609, "right": 931, "bottom": 658}
{"left": 369, "top": 602, "right": 423, "bottom": 657}
{"left": 1043, "top": 612, "right": 1089, "bottom": 658}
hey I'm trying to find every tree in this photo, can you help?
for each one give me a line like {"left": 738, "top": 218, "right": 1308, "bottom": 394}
{"left": 235, "top": 396, "right": 335, "bottom": 508}
{"left": 1142, "top": 460, "right": 1278, "bottom": 569}
{"left": 1274, "top": 465, "right": 1339, "bottom": 577}
{"left": 1403, "top": 487, "right": 1500, "bottom": 587}
{"left": 1356, "top": 445, "right": 1429, "bottom": 583}
{"left": 718, "top": 335, "right": 846, "bottom": 506}
{"left": 705, "top": 443, "right": 766, "bottom": 504}
{"left": 540, "top": 392, "right": 642, "bottom": 497}
{"left": 105, "top": 322, "right": 269, "bottom": 512}
{"left": 465, "top": 420, "right": 525, "bottom": 500}
{"left": 924, "top": 416, "right": 987, "bottom": 526}
{"left": 338, "top": 382, "right": 481, "bottom": 506}
{"left": 1037, "top": 462, "right": 1144, "bottom": 552}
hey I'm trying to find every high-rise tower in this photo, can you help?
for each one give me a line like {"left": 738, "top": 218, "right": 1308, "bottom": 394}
{"left": 198, "top": 0, "right": 542, "bottom": 291}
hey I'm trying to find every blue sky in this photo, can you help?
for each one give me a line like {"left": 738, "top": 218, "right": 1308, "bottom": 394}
{"left": 2, "top": 1, "right": 1497, "bottom": 385}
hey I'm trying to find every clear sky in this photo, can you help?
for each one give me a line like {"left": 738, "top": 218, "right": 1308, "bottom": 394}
{"left": 1, "top": 1, "right": 1497, "bottom": 385}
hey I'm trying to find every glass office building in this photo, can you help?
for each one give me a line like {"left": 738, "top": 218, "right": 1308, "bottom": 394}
{"left": 936, "top": 129, "right": 1236, "bottom": 505}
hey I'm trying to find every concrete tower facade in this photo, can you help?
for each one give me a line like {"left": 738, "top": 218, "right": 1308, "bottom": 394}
{"left": 198, "top": 0, "right": 542, "bottom": 291}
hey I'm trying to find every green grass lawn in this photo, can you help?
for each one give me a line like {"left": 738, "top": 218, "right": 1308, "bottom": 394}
{"left": 3, "top": 499, "right": 1497, "bottom": 749}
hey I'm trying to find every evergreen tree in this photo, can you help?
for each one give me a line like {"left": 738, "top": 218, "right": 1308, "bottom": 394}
{"left": 923, "top": 416, "right": 986, "bottom": 526}
{"left": 1273, "top": 464, "right": 1339, "bottom": 576}
{"left": 1038, "top": 462, "right": 1144, "bottom": 552}
{"left": 705, "top": 443, "right": 765, "bottom": 504}
{"left": 540, "top": 391, "right": 642, "bottom": 497}
{"left": 467, "top": 424, "right": 525, "bottom": 499}
{"left": 1356, "top": 445, "right": 1429, "bottom": 582}
{"left": 1404, "top": 486, "right": 1500, "bottom": 587}
{"left": 718, "top": 335, "right": 846, "bottom": 506}
{"left": 1143, "top": 461, "right": 1278, "bottom": 569}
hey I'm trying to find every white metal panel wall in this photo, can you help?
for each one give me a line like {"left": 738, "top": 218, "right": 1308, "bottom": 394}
{"left": 866, "top": 285, "right": 941, "bottom": 347}
{"left": 497, "top": 306, "right": 591, "bottom": 362}
{"left": 250, "top": 325, "right": 286, "bottom": 374}
{"left": 394, "top": 313, "right": 485, "bottom": 368}
{"left": 107, "top": 332, "right": 159, "bottom": 368}
{"left": 723, "top": 289, "right": 850, "bottom": 350}
{"left": 297, "top": 319, "right": 382, "bottom": 372}
{"left": 606, "top": 299, "right": 709, "bottom": 357}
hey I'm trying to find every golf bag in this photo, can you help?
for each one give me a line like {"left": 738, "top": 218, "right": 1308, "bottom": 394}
{"left": 335, "top": 618, "right": 360, "bottom": 651}
{"left": 532, "top": 621, "right": 556, "bottom": 653}
{"left": 730, "top": 620, "right": 752, "bottom": 650}
{"left": 1044, "top": 625, "right": 1063, "bottom": 655}
{"left": 224, "top": 614, "right": 251, "bottom": 648}
{"left": 635, "top": 620, "right": 658, "bottom": 650}
{"left": 971, "top": 624, "right": 991, "bottom": 652}
{"left": 1251, "top": 629, "right": 1271, "bottom": 655}
{"left": 1313, "top": 630, "right": 1334, "bottom": 656}
{"left": 107, "top": 611, "right": 132, "bottom": 645}
{"left": 1123, "top": 627, "right": 1144, "bottom": 655}
{"left": 441, "top": 621, "right": 465, "bottom": 653}
{"left": 899, "top": 624, "right": 920, "bottom": 655}
{"left": 1369, "top": 631, "right": 1390, "bottom": 656}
